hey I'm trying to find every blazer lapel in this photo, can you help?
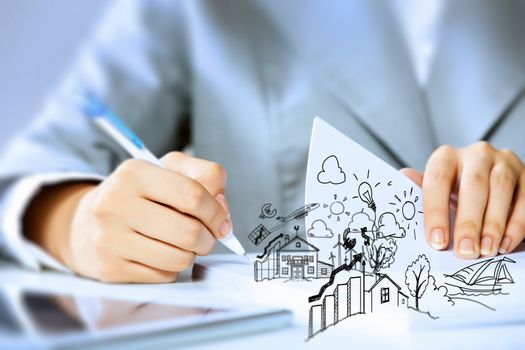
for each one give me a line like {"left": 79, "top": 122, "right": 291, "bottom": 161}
{"left": 426, "top": 0, "right": 525, "bottom": 146}
{"left": 259, "top": 0, "right": 436, "bottom": 169}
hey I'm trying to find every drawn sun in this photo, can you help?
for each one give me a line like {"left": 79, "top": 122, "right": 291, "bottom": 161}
{"left": 323, "top": 194, "right": 351, "bottom": 222}
{"left": 389, "top": 186, "right": 423, "bottom": 239}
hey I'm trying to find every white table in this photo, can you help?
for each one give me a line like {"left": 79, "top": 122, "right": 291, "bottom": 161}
{"left": 1, "top": 256, "right": 524, "bottom": 350}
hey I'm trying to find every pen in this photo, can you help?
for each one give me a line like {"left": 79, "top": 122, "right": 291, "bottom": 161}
{"left": 79, "top": 92, "right": 247, "bottom": 258}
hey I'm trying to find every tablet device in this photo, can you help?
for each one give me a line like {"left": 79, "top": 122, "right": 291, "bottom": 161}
{"left": 0, "top": 288, "right": 292, "bottom": 349}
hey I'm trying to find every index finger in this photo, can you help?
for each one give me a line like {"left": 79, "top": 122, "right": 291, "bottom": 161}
{"left": 161, "top": 152, "right": 228, "bottom": 196}
{"left": 422, "top": 146, "right": 459, "bottom": 251}
{"left": 123, "top": 160, "right": 232, "bottom": 239}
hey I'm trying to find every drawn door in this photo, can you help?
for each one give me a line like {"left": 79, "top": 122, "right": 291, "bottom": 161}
{"left": 292, "top": 265, "right": 304, "bottom": 279}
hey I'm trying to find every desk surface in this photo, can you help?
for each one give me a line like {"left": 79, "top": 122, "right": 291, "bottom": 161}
{"left": 1, "top": 256, "right": 524, "bottom": 350}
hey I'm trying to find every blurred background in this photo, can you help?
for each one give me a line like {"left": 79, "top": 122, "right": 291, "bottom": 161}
{"left": 0, "top": 1, "right": 108, "bottom": 150}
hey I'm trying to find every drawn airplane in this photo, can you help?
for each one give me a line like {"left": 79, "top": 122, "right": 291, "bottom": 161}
{"left": 276, "top": 203, "right": 320, "bottom": 223}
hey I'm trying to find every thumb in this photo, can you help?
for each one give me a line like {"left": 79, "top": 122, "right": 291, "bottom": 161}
{"left": 400, "top": 168, "right": 423, "bottom": 187}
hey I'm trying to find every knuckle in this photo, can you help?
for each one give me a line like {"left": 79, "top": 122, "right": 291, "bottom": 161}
{"left": 432, "top": 145, "right": 456, "bottom": 160}
{"left": 173, "top": 252, "right": 195, "bottom": 271}
{"left": 115, "top": 159, "right": 148, "bottom": 182}
{"left": 90, "top": 190, "right": 116, "bottom": 218}
{"left": 471, "top": 141, "right": 493, "bottom": 153}
{"left": 506, "top": 219, "right": 525, "bottom": 237}
{"left": 201, "top": 240, "right": 216, "bottom": 256}
{"left": 491, "top": 163, "right": 516, "bottom": 188}
{"left": 163, "top": 152, "right": 184, "bottom": 167}
{"left": 91, "top": 229, "right": 110, "bottom": 251}
{"left": 183, "top": 222, "right": 202, "bottom": 247}
{"left": 456, "top": 219, "right": 481, "bottom": 235}
{"left": 185, "top": 181, "right": 206, "bottom": 210}
{"left": 482, "top": 220, "right": 505, "bottom": 236}
{"left": 208, "top": 163, "right": 227, "bottom": 181}
{"left": 423, "top": 207, "right": 449, "bottom": 227}
{"left": 209, "top": 203, "right": 224, "bottom": 225}
{"left": 467, "top": 171, "right": 488, "bottom": 186}
{"left": 500, "top": 149, "right": 519, "bottom": 163}
{"left": 425, "top": 168, "right": 453, "bottom": 184}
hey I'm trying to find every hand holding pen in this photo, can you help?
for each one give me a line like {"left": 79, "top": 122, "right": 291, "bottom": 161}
{"left": 26, "top": 93, "right": 245, "bottom": 283}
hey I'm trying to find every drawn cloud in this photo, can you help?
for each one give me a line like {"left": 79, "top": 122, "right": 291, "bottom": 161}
{"left": 377, "top": 212, "right": 406, "bottom": 238}
{"left": 307, "top": 220, "right": 334, "bottom": 238}
{"left": 317, "top": 155, "right": 346, "bottom": 185}
{"left": 347, "top": 212, "right": 374, "bottom": 233}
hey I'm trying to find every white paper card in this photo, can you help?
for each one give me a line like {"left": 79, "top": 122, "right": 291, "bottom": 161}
{"left": 304, "top": 117, "right": 525, "bottom": 338}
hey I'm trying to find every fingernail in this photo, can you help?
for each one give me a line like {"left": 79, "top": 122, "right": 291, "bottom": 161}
{"left": 216, "top": 193, "right": 230, "bottom": 217}
{"left": 430, "top": 229, "right": 445, "bottom": 250}
{"left": 499, "top": 236, "right": 512, "bottom": 254}
{"left": 480, "top": 236, "right": 493, "bottom": 256}
{"left": 219, "top": 219, "right": 232, "bottom": 237}
{"left": 459, "top": 238, "right": 475, "bottom": 255}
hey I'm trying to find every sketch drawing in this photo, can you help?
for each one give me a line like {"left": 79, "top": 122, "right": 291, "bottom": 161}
{"left": 389, "top": 187, "right": 423, "bottom": 239}
{"left": 248, "top": 203, "right": 320, "bottom": 246}
{"left": 366, "top": 237, "right": 397, "bottom": 275}
{"left": 444, "top": 257, "right": 515, "bottom": 296}
{"left": 254, "top": 229, "right": 334, "bottom": 282}
{"left": 357, "top": 181, "right": 376, "bottom": 212}
{"left": 276, "top": 203, "right": 320, "bottom": 223}
{"left": 307, "top": 220, "right": 334, "bottom": 238}
{"left": 405, "top": 254, "right": 431, "bottom": 311}
{"left": 322, "top": 194, "right": 351, "bottom": 222}
{"left": 259, "top": 203, "right": 277, "bottom": 219}
{"left": 248, "top": 224, "right": 272, "bottom": 246}
{"left": 332, "top": 234, "right": 345, "bottom": 267}
{"left": 307, "top": 253, "right": 409, "bottom": 339}
{"left": 317, "top": 155, "right": 346, "bottom": 185}
{"left": 404, "top": 254, "right": 454, "bottom": 317}
{"left": 279, "top": 117, "right": 524, "bottom": 340}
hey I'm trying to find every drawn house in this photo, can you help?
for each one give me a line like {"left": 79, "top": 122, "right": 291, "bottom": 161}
{"left": 365, "top": 274, "right": 408, "bottom": 313}
{"left": 254, "top": 234, "right": 333, "bottom": 281}
{"left": 308, "top": 267, "right": 408, "bottom": 339}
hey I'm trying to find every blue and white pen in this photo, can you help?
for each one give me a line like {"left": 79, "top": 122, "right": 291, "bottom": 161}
{"left": 79, "top": 92, "right": 247, "bottom": 258}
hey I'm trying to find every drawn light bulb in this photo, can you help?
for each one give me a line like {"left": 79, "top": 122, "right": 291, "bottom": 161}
{"left": 358, "top": 182, "right": 376, "bottom": 212}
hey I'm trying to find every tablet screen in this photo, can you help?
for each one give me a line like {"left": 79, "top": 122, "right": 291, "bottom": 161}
{"left": 0, "top": 289, "right": 224, "bottom": 339}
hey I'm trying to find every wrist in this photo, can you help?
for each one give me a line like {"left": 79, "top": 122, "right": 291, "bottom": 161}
{"left": 23, "top": 182, "right": 97, "bottom": 268}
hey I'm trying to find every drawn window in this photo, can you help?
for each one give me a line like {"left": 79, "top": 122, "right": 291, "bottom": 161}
{"left": 296, "top": 242, "right": 301, "bottom": 248}
{"left": 402, "top": 299, "right": 405, "bottom": 305}
{"left": 309, "top": 256, "right": 314, "bottom": 262}
{"left": 304, "top": 255, "right": 309, "bottom": 261}
{"left": 380, "top": 288, "right": 390, "bottom": 304}
{"left": 321, "top": 268, "right": 327, "bottom": 275}
{"left": 282, "top": 267, "right": 289, "bottom": 275}
{"left": 308, "top": 266, "right": 314, "bottom": 274}
{"left": 282, "top": 255, "right": 285, "bottom": 261}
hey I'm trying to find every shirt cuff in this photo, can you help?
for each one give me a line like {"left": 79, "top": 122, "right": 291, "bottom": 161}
{"left": 2, "top": 172, "right": 104, "bottom": 272}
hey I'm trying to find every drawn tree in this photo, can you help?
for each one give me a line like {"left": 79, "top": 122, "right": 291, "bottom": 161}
{"left": 405, "top": 255, "right": 431, "bottom": 310}
{"left": 365, "top": 237, "right": 397, "bottom": 275}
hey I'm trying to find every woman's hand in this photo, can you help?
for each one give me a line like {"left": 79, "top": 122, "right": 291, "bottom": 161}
{"left": 25, "top": 152, "right": 231, "bottom": 283}
{"left": 401, "top": 142, "right": 525, "bottom": 259}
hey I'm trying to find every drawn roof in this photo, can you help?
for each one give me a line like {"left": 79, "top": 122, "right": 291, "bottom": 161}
{"left": 279, "top": 236, "right": 319, "bottom": 252}
{"left": 317, "top": 260, "right": 334, "bottom": 268}
{"left": 366, "top": 273, "right": 402, "bottom": 292}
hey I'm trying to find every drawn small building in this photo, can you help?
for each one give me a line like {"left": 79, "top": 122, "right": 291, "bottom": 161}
{"left": 365, "top": 274, "right": 408, "bottom": 313}
{"left": 308, "top": 270, "right": 408, "bottom": 339}
{"left": 254, "top": 234, "right": 333, "bottom": 281}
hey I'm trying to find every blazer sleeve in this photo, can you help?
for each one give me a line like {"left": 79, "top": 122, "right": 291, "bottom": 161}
{"left": 0, "top": 0, "right": 191, "bottom": 265}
